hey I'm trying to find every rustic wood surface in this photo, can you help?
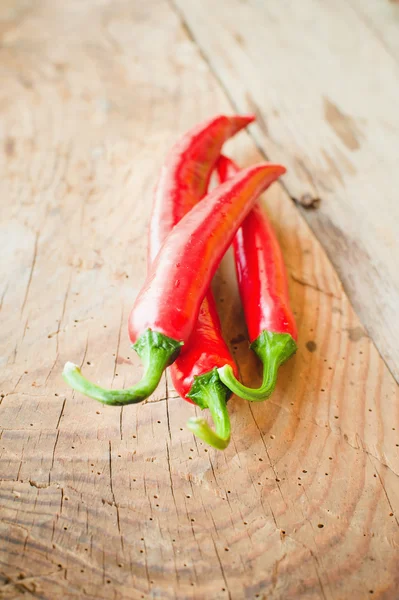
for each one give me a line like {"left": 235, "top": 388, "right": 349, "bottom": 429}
{"left": 1, "top": 1, "right": 398, "bottom": 599}
{"left": 174, "top": 0, "right": 399, "bottom": 383}
{"left": 347, "top": 0, "right": 399, "bottom": 61}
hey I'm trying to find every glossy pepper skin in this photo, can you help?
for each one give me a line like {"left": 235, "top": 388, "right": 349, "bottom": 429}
{"left": 128, "top": 164, "right": 286, "bottom": 344}
{"left": 216, "top": 156, "right": 297, "bottom": 401}
{"left": 148, "top": 114, "right": 255, "bottom": 263}
{"left": 63, "top": 163, "right": 285, "bottom": 408}
{"left": 149, "top": 115, "right": 251, "bottom": 449}
{"left": 170, "top": 293, "right": 237, "bottom": 401}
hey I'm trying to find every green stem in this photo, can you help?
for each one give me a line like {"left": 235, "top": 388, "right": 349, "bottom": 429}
{"left": 218, "top": 330, "right": 297, "bottom": 402}
{"left": 186, "top": 369, "right": 231, "bottom": 450}
{"left": 62, "top": 330, "right": 182, "bottom": 406}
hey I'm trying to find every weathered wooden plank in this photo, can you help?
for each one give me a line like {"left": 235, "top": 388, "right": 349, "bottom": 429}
{"left": 173, "top": 0, "right": 399, "bottom": 383}
{"left": 347, "top": 0, "right": 399, "bottom": 62}
{"left": 0, "top": 1, "right": 398, "bottom": 599}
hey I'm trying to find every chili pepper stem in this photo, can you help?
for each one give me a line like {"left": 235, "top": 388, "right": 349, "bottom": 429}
{"left": 186, "top": 369, "right": 231, "bottom": 450}
{"left": 218, "top": 331, "right": 297, "bottom": 402}
{"left": 62, "top": 330, "right": 182, "bottom": 406}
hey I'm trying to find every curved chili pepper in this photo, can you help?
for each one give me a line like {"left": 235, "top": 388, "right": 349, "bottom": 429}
{"left": 63, "top": 163, "right": 286, "bottom": 408}
{"left": 216, "top": 156, "right": 297, "bottom": 401}
{"left": 148, "top": 114, "right": 255, "bottom": 263}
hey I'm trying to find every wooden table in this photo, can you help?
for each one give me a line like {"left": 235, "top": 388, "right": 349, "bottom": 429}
{"left": 1, "top": 1, "right": 398, "bottom": 598}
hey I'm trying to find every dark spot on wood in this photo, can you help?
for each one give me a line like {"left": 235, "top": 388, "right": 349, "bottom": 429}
{"left": 230, "top": 333, "right": 246, "bottom": 344}
{"left": 233, "top": 31, "right": 245, "bottom": 47}
{"left": 306, "top": 341, "right": 317, "bottom": 352}
{"left": 324, "top": 97, "right": 362, "bottom": 151}
{"left": 18, "top": 75, "right": 33, "bottom": 89}
{"left": 294, "top": 194, "right": 321, "bottom": 209}
{"left": 116, "top": 355, "right": 131, "bottom": 365}
{"left": 4, "top": 137, "right": 15, "bottom": 157}
{"left": 347, "top": 326, "right": 367, "bottom": 342}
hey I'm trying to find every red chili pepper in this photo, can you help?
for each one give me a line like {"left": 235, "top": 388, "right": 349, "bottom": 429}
{"left": 216, "top": 156, "right": 297, "bottom": 401}
{"left": 63, "top": 162, "right": 285, "bottom": 410}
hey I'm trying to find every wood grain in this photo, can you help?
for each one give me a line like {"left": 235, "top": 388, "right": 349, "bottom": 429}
{"left": 1, "top": 1, "right": 398, "bottom": 599}
{"left": 173, "top": 0, "right": 399, "bottom": 384}
{"left": 347, "top": 0, "right": 399, "bottom": 62}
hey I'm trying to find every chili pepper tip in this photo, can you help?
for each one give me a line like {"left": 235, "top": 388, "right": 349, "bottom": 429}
{"left": 185, "top": 369, "right": 231, "bottom": 450}
{"left": 64, "top": 361, "right": 78, "bottom": 373}
{"left": 62, "top": 330, "right": 182, "bottom": 406}
{"left": 187, "top": 417, "right": 230, "bottom": 451}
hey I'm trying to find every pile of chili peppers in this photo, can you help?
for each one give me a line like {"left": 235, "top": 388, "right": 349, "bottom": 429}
{"left": 63, "top": 114, "right": 297, "bottom": 450}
